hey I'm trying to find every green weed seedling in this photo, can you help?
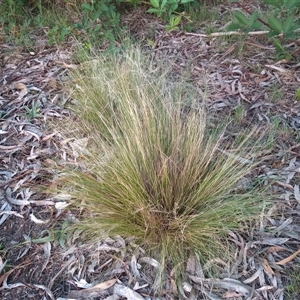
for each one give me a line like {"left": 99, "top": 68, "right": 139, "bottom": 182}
{"left": 165, "top": 14, "right": 182, "bottom": 31}
{"left": 269, "top": 83, "right": 283, "bottom": 102}
{"left": 47, "top": 24, "right": 71, "bottom": 45}
{"left": 234, "top": 104, "right": 245, "bottom": 124}
{"left": 24, "top": 101, "right": 41, "bottom": 121}
{"left": 28, "top": 221, "right": 71, "bottom": 249}
{"left": 147, "top": 0, "right": 193, "bottom": 21}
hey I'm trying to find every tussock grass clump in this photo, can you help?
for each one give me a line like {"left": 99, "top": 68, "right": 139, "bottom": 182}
{"left": 62, "top": 49, "right": 267, "bottom": 279}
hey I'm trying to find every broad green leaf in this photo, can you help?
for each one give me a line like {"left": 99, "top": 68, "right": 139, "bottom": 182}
{"left": 285, "top": 32, "right": 296, "bottom": 39}
{"left": 252, "top": 21, "right": 264, "bottom": 30}
{"left": 81, "top": 3, "right": 93, "bottom": 11}
{"left": 263, "top": 0, "right": 283, "bottom": 8}
{"left": 234, "top": 11, "right": 249, "bottom": 26}
{"left": 291, "top": 24, "right": 300, "bottom": 31}
{"left": 227, "top": 22, "right": 243, "bottom": 31}
{"left": 161, "top": 0, "right": 168, "bottom": 9}
{"left": 283, "top": 0, "right": 300, "bottom": 9}
{"left": 91, "top": 11, "right": 101, "bottom": 21}
{"left": 150, "top": 0, "right": 159, "bottom": 8}
{"left": 248, "top": 11, "right": 259, "bottom": 27}
{"left": 93, "top": 24, "right": 102, "bottom": 32}
{"left": 173, "top": 15, "right": 181, "bottom": 26}
{"left": 283, "top": 16, "right": 294, "bottom": 35}
{"left": 169, "top": 15, "right": 181, "bottom": 26}
{"left": 31, "top": 231, "right": 55, "bottom": 244}
{"left": 100, "top": 3, "right": 109, "bottom": 11}
{"left": 268, "top": 16, "right": 283, "bottom": 34}
{"left": 147, "top": 8, "right": 160, "bottom": 13}
{"left": 170, "top": 3, "right": 178, "bottom": 11}
{"left": 272, "top": 38, "right": 284, "bottom": 51}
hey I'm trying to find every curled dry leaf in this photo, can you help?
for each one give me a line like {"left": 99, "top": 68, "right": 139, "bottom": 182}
{"left": 132, "top": 282, "right": 149, "bottom": 291}
{"left": 29, "top": 200, "right": 55, "bottom": 206}
{"left": 189, "top": 276, "right": 251, "bottom": 296}
{"left": 41, "top": 242, "right": 51, "bottom": 273}
{"left": 130, "top": 254, "right": 140, "bottom": 278}
{"left": 262, "top": 258, "right": 275, "bottom": 275}
{"left": 0, "top": 210, "right": 23, "bottom": 218}
{"left": 170, "top": 277, "right": 178, "bottom": 297}
{"left": 0, "top": 257, "right": 6, "bottom": 273}
{"left": 182, "top": 281, "right": 192, "bottom": 293}
{"left": 0, "top": 203, "right": 12, "bottom": 226}
{"left": 103, "top": 296, "right": 120, "bottom": 300}
{"left": 201, "top": 288, "right": 223, "bottom": 300}
{"left": 13, "top": 82, "right": 27, "bottom": 90}
{"left": 223, "top": 291, "right": 243, "bottom": 298}
{"left": 266, "top": 246, "right": 287, "bottom": 254}
{"left": 30, "top": 213, "right": 50, "bottom": 224}
{"left": 0, "top": 259, "right": 31, "bottom": 285}
{"left": 256, "top": 238, "right": 289, "bottom": 245}
{"left": 67, "top": 278, "right": 117, "bottom": 299}
{"left": 3, "top": 279, "right": 26, "bottom": 289}
{"left": 74, "top": 279, "right": 94, "bottom": 289}
{"left": 114, "top": 283, "right": 144, "bottom": 300}
{"left": 243, "top": 265, "right": 263, "bottom": 284}
{"left": 275, "top": 248, "right": 300, "bottom": 265}
{"left": 139, "top": 257, "right": 159, "bottom": 268}
{"left": 294, "top": 184, "right": 300, "bottom": 203}
{"left": 32, "top": 283, "right": 55, "bottom": 300}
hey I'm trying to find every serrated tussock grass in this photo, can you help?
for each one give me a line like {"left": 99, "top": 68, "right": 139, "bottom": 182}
{"left": 62, "top": 48, "right": 267, "bottom": 282}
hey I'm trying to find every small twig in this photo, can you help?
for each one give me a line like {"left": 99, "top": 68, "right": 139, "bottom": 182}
{"left": 244, "top": 41, "right": 274, "bottom": 50}
{"left": 185, "top": 30, "right": 269, "bottom": 38}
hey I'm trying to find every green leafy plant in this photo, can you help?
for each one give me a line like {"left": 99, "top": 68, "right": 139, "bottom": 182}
{"left": 228, "top": 8, "right": 300, "bottom": 38}
{"left": 147, "top": 0, "right": 193, "bottom": 21}
{"left": 272, "top": 37, "right": 293, "bottom": 60}
{"left": 264, "top": 0, "right": 300, "bottom": 10}
{"left": 227, "top": 0, "right": 300, "bottom": 59}
{"left": 47, "top": 23, "right": 71, "bottom": 45}
{"left": 57, "top": 48, "right": 268, "bottom": 286}
{"left": 24, "top": 101, "right": 41, "bottom": 120}
{"left": 228, "top": 10, "right": 261, "bottom": 33}
{"left": 165, "top": 14, "right": 182, "bottom": 31}
{"left": 29, "top": 222, "right": 70, "bottom": 249}
{"left": 0, "top": 0, "right": 72, "bottom": 45}
{"left": 73, "top": 0, "right": 121, "bottom": 43}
